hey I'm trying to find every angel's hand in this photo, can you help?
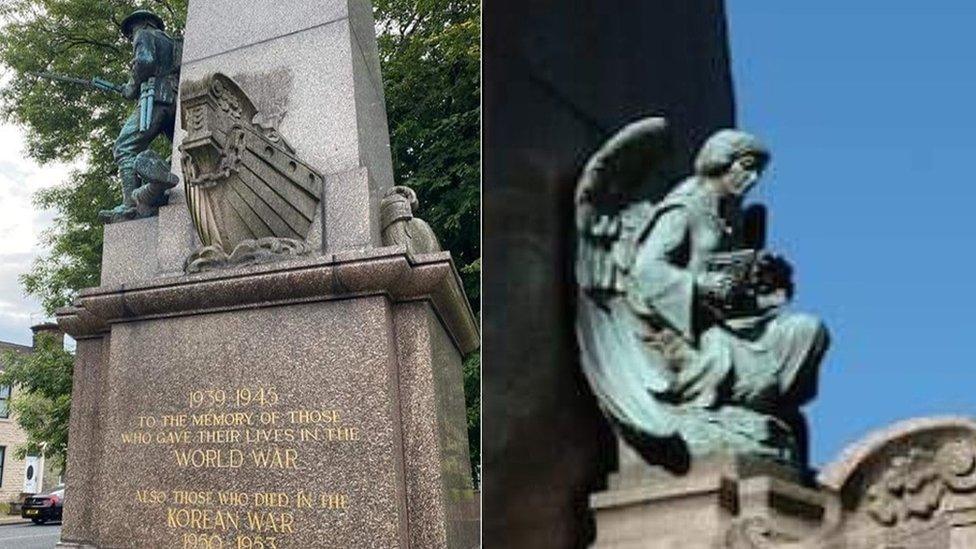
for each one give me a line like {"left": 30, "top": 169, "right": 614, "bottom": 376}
{"left": 757, "top": 289, "right": 789, "bottom": 311}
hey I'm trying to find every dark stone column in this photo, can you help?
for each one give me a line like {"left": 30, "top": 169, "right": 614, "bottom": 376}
{"left": 482, "top": 2, "right": 736, "bottom": 546}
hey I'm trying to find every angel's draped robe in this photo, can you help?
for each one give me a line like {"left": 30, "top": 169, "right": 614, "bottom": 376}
{"left": 580, "top": 178, "right": 829, "bottom": 462}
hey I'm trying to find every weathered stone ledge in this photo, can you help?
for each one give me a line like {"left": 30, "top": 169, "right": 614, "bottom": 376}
{"left": 56, "top": 246, "right": 480, "bottom": 354}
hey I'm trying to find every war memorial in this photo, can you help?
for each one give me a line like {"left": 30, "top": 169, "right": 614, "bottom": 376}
{"left": 50, "top": 2, "right": 478, "bottom": 548}
{"left": 26, "top": 0, "right": 976, "bottom": 547}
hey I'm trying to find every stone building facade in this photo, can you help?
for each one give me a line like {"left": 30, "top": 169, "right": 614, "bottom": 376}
{"left": 0, "top": 338, "right": 29, "bottom": 504}
{"left": 0, "top": 323, "right": 64, "bottom": 506}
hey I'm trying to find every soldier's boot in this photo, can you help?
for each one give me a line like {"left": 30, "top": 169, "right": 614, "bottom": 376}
{"left": 134, "top": 150, "right": 179, "bottom": 192}
{"left": 132, "top": 150, "right": 179, "bottom": 216}
{"left": 98, "top": 169, "right": 140, "bottom": 222}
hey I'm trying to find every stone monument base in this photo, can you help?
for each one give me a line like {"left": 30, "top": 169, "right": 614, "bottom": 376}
{"left": 56, "top": 247, "right": 479, "bottom": 549}
{"left": 590, "top": 445, "right": 836, "bottom": 549}
{"left": 592, "top": 418, "right": 976, "bottom": 548}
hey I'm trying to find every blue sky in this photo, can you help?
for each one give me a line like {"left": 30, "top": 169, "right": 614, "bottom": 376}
{"left": 726, "top": 3, "right": 976, "bottom": 466}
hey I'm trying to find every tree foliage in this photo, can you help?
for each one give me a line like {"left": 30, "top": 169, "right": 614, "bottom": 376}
{"left": 0, "top": 0, "right": 481, "bottom": 483}
{"left": 0, "top": 0, "right": 188, "bottom": 314}
{"left": 0, "top": 333, "right": 73, "bottom": 462}
{"left": 374, "top": 0, "right": 481, "bottom": 483}
{"left": 374, "top": 0, "right": 480, "bottom": 305}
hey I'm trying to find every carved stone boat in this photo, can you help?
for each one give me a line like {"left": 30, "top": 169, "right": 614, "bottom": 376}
{"left": 179, "top": 73, "right": 323, "bottom": 252}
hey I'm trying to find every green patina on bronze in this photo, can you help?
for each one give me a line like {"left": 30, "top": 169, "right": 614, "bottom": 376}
{"left": 27, "top": 10, "right": 181, "bottom": 224}
{"left": 99, "top": 9, "right": 181, "bottom": 223}
{"left": 575, "top": 118, "right": 829, "bottom": 471}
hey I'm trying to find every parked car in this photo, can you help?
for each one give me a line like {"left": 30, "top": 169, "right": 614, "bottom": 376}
{"left": 22, "top": 486, "right": 64, "bottom": 524}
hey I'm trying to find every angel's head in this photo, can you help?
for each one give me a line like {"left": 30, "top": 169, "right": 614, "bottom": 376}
{"left": 695, "top": 129, "right": 770, "bottom": 198}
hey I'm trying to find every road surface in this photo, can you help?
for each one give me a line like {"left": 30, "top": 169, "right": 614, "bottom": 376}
{"left": 0, "top": 521, "right": 61, "bottom": 548}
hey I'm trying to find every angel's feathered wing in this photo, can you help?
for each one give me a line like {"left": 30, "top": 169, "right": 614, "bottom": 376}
{"left": 575, "top": 117, "right": 676, "bottom": 292}
{"left": 575, "top": 117, "right": 683, "bottom": 441}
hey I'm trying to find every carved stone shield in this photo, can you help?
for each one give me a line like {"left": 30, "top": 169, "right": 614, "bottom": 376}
{"left": 179, "top": 73, "right": 323, "bottom": 252}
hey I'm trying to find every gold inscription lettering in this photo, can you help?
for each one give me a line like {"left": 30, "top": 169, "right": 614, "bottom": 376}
{"left": 135, "top": 385, "right": 359, "bottom": 540}
{"left": 249, "top": 448, "right": 298, "bottom": 469}
{"left": 320, "top": 493, "right": 348, "bottom": 509}
{"left": 167, "top": 507, "right": 239, "bottom": 531}
{"left": 173, "top": 449, "right": 244, "bottom": 469}
{"left": 156, "top": 431, "right": 191, "bottom": 444}
{"left": 191, "top": 412, "right": 253, "bottom": 427}
{"left": 135, "top": 489, "right": 167, "bottom": 504}
{"left": 325, "top": 427, "right": 358, "bottom": 441}
{"left": 245, "top": 511, "right": 294, "bottom": 534}
{"left": 287, "top": 409, "right": 340, "bottom": 424}
{"left": 217, "top": 491, "right": 250, "bottom": 506}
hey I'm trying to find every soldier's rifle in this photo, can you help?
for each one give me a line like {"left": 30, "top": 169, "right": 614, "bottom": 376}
{"left": 31, "top": 71, "right": 159, "bottom": 132}
{"left": 29, "top": 71, "right": 125, "bottom": 95}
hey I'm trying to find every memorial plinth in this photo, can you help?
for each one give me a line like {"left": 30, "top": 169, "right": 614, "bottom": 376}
{"left": 588, "top": 419, "right": 976, "bottom": 548}
{"left": 57, "top": 248, "right": 478, "bottom": 548}
{"left": 590, "top": 445, "right": 836, "bottom": 549}
{"left": 55, "top": 0, "right": 479, "bottom": 547}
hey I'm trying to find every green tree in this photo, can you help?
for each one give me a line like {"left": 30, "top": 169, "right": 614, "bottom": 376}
{"left": 1, "top": 0, "right": 481, "bottom": 482}
{"left": 0, "top": 333, "right": 73, "bottom": 464}
{"left": 0, "top": 0, "right": 188, "bottom": 314}
{"left": 374, "top": 0, "right": 481, "bottom": 484}
{"left": 0, "top": 0, "right": 187, "bottom": 468}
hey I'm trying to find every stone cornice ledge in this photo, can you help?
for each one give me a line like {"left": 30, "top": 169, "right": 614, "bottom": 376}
{"left": 56, "top": 246, "right": 480, "bottom": 354}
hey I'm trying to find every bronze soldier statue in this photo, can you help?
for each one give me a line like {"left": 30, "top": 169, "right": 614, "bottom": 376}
{"left": 98, "top": 9, "right": 181, "bottom": 222}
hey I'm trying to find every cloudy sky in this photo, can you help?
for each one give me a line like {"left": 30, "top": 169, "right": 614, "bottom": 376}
{"left": 0, "top": 118, "right": 71, "bottom": 346}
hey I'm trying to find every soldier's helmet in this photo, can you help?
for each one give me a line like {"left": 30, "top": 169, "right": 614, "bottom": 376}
{"left": 121, "top": 9, "right": 166, "bottom": 39}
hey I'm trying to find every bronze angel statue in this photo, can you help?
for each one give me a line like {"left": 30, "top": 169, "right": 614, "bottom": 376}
{"left": 575, "top": 118, "right": 829, "bottom": 470}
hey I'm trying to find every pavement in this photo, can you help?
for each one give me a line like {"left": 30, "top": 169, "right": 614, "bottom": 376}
{"left": 0, "top": 521, "right": 61, "bottom": 548}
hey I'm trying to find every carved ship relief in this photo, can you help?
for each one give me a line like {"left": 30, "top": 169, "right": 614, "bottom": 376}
{"left": 179, "top": 73, "right": 323, "bottom": 271}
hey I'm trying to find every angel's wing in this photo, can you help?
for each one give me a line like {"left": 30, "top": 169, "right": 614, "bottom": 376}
{"left": 575, "top": 117, "right": 684, "bottom": 441}
{"left": 575, "top": 117, "right": 677, "bottom": 295}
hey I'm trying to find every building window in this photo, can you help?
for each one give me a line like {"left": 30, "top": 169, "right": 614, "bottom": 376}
{"left": 0, "top": 386, "right": 10, "bottom": 419}
{"left": 0, "top": 446, "right": 6, "bottom": 487}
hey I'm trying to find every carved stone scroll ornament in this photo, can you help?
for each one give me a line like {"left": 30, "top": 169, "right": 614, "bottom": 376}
{"left": 179, "top": 73, "right": 323, "bottom": 272}
{"left": 864, "top": 440, "right": 976, "bottom": 527}
{"left": 184, "top": 237, "right": 310, "bottom": 274}
{"left": 720, "top": 423, "right": 976, "bottom": 548}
